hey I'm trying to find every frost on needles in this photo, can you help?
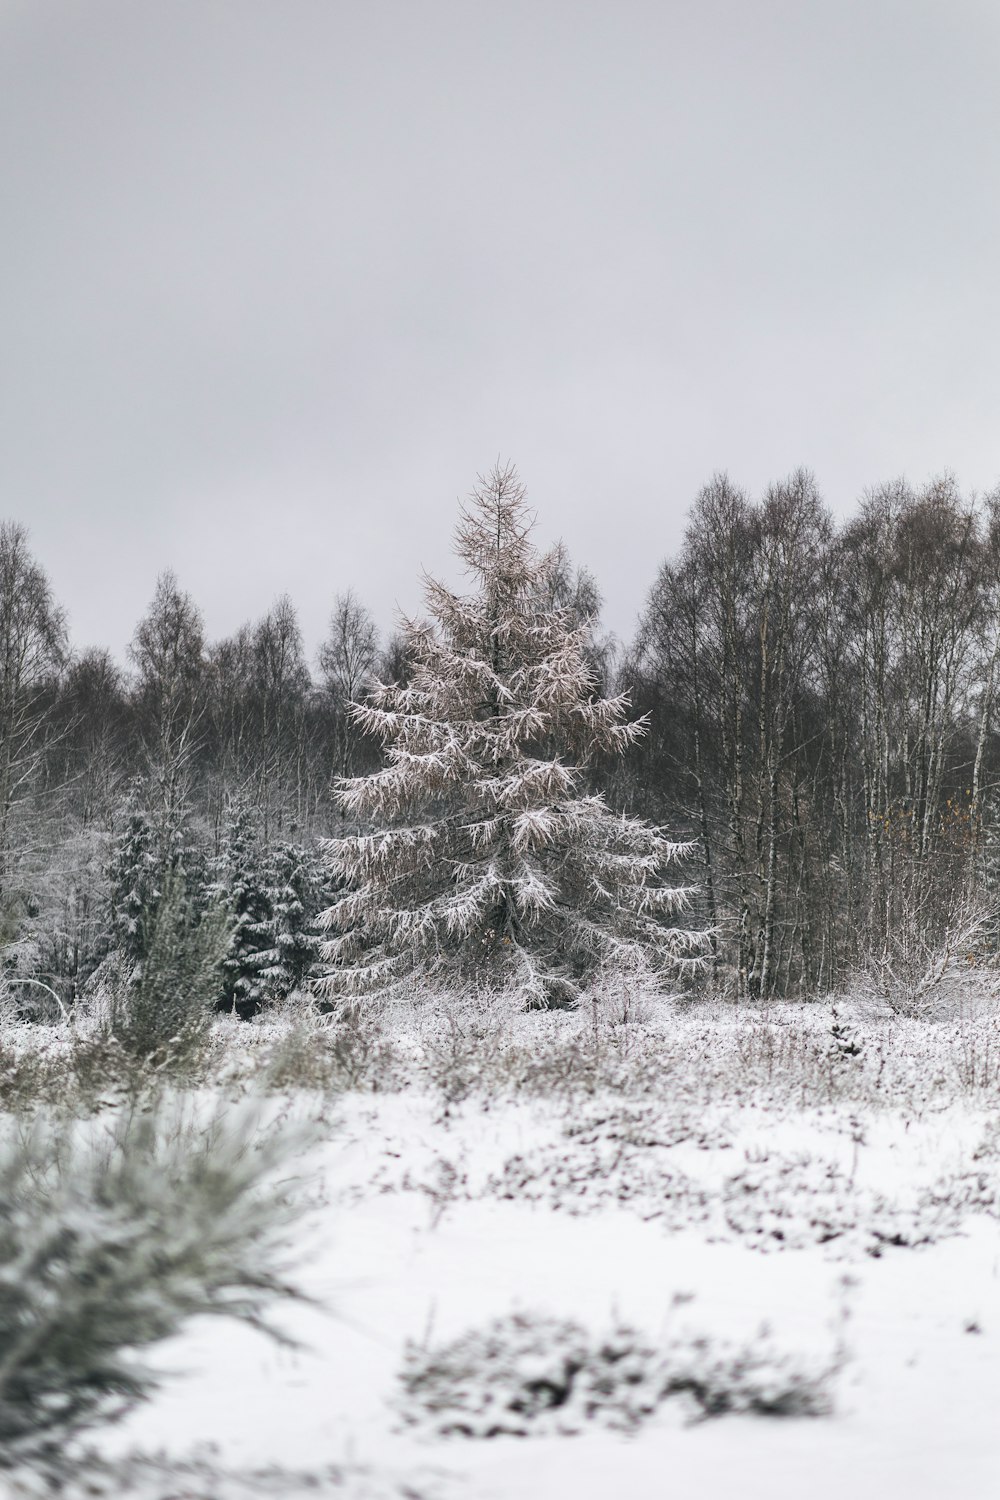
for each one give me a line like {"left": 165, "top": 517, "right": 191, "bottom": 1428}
{"left": 317, "top": 463, "right": 708, "bottom": 1008}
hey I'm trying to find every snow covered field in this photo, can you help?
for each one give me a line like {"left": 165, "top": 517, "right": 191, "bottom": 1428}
{"left": 7, "top": 996, "right": 1000, "bottom": 1499}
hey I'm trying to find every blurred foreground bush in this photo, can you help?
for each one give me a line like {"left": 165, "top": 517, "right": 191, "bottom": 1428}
{"left": 0, "top": 1098, "right": 310, "bottom": 1469}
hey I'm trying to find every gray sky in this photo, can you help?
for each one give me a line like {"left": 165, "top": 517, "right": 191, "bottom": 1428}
{"left": 2, "top": 0, "right": 1000, "bottom": 662}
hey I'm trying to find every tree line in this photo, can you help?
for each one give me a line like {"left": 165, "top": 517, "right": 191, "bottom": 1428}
{"left": 625, "top": 470, "right": 1000, "bottom": 1000}
{"left": 2, "top": 466, "right": 999, "bottom": 1010}
{"left": 0, "top": 537, "right": 391, "bottom": 1009}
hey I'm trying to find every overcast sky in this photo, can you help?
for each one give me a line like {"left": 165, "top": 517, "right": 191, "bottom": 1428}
{"left": 2, "top": 0, "right": 1000, "bottom": 662}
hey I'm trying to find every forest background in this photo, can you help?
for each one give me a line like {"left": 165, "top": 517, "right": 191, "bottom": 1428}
{"left": 1, "top": 465, "right": 997, "bottom": 1014}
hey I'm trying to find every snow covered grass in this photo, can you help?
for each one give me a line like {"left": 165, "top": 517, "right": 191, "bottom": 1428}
{"left": 1, "top": 991, "right": 1000, "bottom": 1496}
{"left": 4, "top": 984, "right": 1000, "bottom": 1114}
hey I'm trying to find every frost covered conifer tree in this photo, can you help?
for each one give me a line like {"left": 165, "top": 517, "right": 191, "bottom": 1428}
{"left": 105, "top": 780, "right": 210, "bottom": 966}
{"left": 317, "top": 463, "right": 706, "bottom": 1007}
{"left": 107, "top": 792, "right": 160, "bottom": 966}
{"left": 100, "top": 782, "right": 225, "bottom": 1054}
{"left": 215, "top": 798, "right": 273, "bottom": 1018}
{"left": 258, "top": 841, "right": 324, "bottom": 1001}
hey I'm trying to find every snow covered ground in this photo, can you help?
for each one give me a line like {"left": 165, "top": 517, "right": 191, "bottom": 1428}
{"left": 8, "top": 997, "right": 1000, "bottom": 1499}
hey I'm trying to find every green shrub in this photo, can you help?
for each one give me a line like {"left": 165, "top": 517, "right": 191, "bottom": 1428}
{"left": 0, "top": 1098, "right": 311, "bottom": 1469}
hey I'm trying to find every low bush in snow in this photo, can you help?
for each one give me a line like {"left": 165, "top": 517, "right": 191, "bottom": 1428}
{"left": 399, "top": 1310, "right": 840, "bottom": 1437}
{"left": 0, "top": 1039, "right": 64, "bottom": 1113}
{"left": 261, "top": 1009, "right": 405, "bottom": 1095}
{"left": 486, "top": 1104, "right": 972, "bottom": 1256}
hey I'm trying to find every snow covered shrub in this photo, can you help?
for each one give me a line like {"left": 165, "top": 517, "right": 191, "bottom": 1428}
{"left": 0, "top": 1040, "right": 59, "bottom": 1113}
{"left": 486, "top": 1101, "right": 718, "bottom": 1225}
{"left": 479, "top": 1092, "right": 971, "bottom": 1254}
{"left": 415, "top": 985, "right": 527, "bottom": 1104}
{"left": 579, "top": 951, "right": 665, "bottom": 1032}
{"left": 721, "top": 1152, "right": 956, "bottom": 1256}
{"left": 399, "top": 1310, "right": 839, "bottom": 1437}
{"left": 920, "top": 1167, "right": 1000, "bottom": 1221}
{"left": 972, "top": 1114, "right": 1000, "bottom": 1161}
{"left": 856, "top": 897, "right": 1000, "bottom": 1022}
{"left": 317, "top": 463, "right": 709, "bottom": 1011}
{"left": 0, "top": 1098, "right": 311, "bottom": 1469}
{"left": 261, "top": 1010, "right": 402, "bottom": 1094}
{"left": 951, "top": 1014, "right": 1000, "bottom": 1092}
{"left": 488, "top": 1142, "right": 710, "bottom": 1224}
{"left": 65, "top": 1029, "right": 177, "bottom": 1104}
{"left": 0, "top": 1022, "right": 125, "bottom": 1117}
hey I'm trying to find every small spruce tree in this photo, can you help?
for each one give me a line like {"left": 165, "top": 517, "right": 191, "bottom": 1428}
{"left": 99, "top": 782, "right": 225, "bottom": 1056}
{"left": 258, "top": 841, "right": 325, "bottom": 1002}
{"left": 316, "top": 463, "right": 706, "bottom": 1007}
{"left": 105, "top": 783, "right": 213, "bottom": 959}
{"left": 106, "top": 789, "right": 161, "bottom": 966}
{"left": 109, "top": 865, "right": 228, "bottom": 1059}
{"left": 215, "top": 798, "right": 274, "bottom": 1018}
